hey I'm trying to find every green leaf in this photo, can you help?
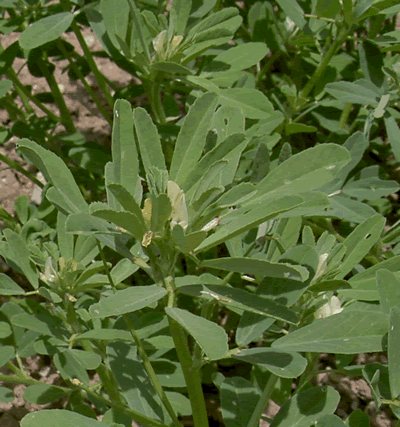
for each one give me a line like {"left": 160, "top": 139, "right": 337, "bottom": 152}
{"left": 100, "top": 0, "right": 129, "bottom": 51}
{"left": 233, "top": 348, "right": 307, "bottom": 378}
{"left": 0, "top": 346, "right": 15, "bottom": 369}
{"left": 384, "top": 115, "right": 400, "bottom": 163}
{"left": 344, "top": 410, "right": 370, "bottom": 427}
{"left": 270, "top": 386, "right": 340, "bottom": 427}
{"left": 389, "top": 306, "right": 400, "bottom": 399}
{"left": 285, "top": 123, "right": 317, "bottom": 135}
{"left": 187, "top": 284, "right": 299, "bottom": 324}
{"left": 133, "top": 107, "right": 167, "bottom": 182}
{"left": 19, "top": 12, "right": 74, "bottom": 50}
{"left": 106, "top": 183, "right": 143, "bottom": 221}
{"left": 2, "top": 229, "right": 38, "bottom": 289}
{"left": 203, "top": 257, "right": 308, "bottom": 282}
{"left": 151, "top": 61, "right": 193, "bottom": 75}
{"left": 171, "top": 0, "right": 191, "bottom": 34}
{"left": 342, "top": 176, "right": 399, "bottom": 200}
{"left": 165, "top": 307, "right": 228, "bottom": 360}
{"left": 218, "top": 88, "right": 274, "bottom": 119}
{"left": 256, "top": 144, "right": 350, "bottom": 198}
{"left": 90, "top": 285, "right": 167, "bottom": 318}
{"left": 220, "top": 377, "right": 260, "bottom": 427}
{"left": 315, "top": 414, "right": 346, "bottom": 427}
{"left": 170, "top": 92, "right": 218, "bottom": 186}
{"left": 377, "top": 269, "right": 400, "bottom": 315}
{"left": 207, "top": 42, "right": 269, "bottom": 72}
{"left": 325, "top": 194, "right": 376, "bottom": 223}
{"left": 17, "top": 139, "right": 88, "bottom": 214}
{"left": 182, "top": 133, "right": 246, "bottom": 192}
{"left": 359, "top": 40, "right": 384, "bottom": 88}
{"left": 12, "top": 313, "right": 55, "bottom": 337}
{"left": 0, "top": 322, "right": 11, "bottom": 338}
{"left": 54, "top": 349, "right": 90, "bottom": 385}
{"left": 57, "top": 211, "right": 74, "bottom": 262}
{"left": 21, "top": 410, "right": 109, "bottom": 427}
{"left": 24, "top": 384, "right": 68, "bottom": 404}
{"left": 272, "top": 310, "right": 388, "bottom": 354}
{"left": 0, "top": 273, "right": 25, "bottom": 295}
{"left": 194, "top": 194, "right": 303, "bottom": 253}
{"left": 91, "top": 209, "right": 146, "bottom": 241}
{"left": 110, "top": 99, "right": 141, "bottom": 205}
{"left": 325, "top": 81, "right": 378, "bottom": 105}
{"left": 276, "top": 0, "right": 311, "bottom": 34}
{"left": 77, "top": 329, "right": 132, "bottom": 342}
{"left": 0, "top": 387, "right": 14, "bottom": 403}
{"left": 335, "top": 214, "right": 385, "bottom": 279}
{"left": 0, "top": 79, "right": 12, "bottom": 98}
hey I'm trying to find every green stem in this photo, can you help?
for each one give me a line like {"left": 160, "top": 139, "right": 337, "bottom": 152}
{"left": 97, "top": 242, "right": 182, "bottom": 427}
{"left": 5, "top": 69, "right": 59, "bottom": 122}
{"left": 168, "top": 316, "right": 209, "bottom": 427}
{"left": 295, "top": 352, "right": 319, "bottom": 392}
{"left": 71, "top": 21, "right": 114, "bottom": 108}
{"left": 57, "top": 40, "right": 112, "bottom": 126}
{"left": 338, "top": 102, "right": 352, "bottom": 129}
{"left": 256, "top": 51, "right": 282, "bottom": 87}
{"left": 246, "top": 373, "right": 278, "bottom": 427}
{"left": 145, "top": 78, "right": 167, "bottom": 124}
{"left": 298, "top": 28, "right": 349, "bottom": 105}
{"left": 37, "top": 55, "right": 76, "bottom": 133}
{"left": 0, "top": 151, "right": 44, "bottom": 188}
{"left": 0, "top": 373, "right": 69, "bottom": 388}
{"left": 79, "top": 383, "right": 170, "bottom": 427}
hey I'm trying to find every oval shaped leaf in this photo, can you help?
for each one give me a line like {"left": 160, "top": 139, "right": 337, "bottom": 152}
{"left": 19, "top": 12, "right": 74, "bottom": 50}
{"left": 90, "top": 285, "right": 167, "bottom": 318}
{"left": 166, "top": 307, "right": 228, "bottom": 360}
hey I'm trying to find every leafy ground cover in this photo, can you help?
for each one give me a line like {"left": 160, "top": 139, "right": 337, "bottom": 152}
{"left": 1, "top": 0, "right": 400, "bottom": 427}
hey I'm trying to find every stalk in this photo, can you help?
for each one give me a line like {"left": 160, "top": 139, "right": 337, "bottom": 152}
{"left": 36, "top": 55, "right": 76, "bottom": 133}
{"left": 56, "top": 40, "right": 112, "bottom": 126}
{"left": 144, "top": 78, "right": 167, "bottom": 124}
{"left": 168, "top": 316, "right": 209, "bottom": 427}
{"left": 5, "top": 69, "right": 60, "bottom": 122}
{"left": 339, "top": 103, "right": 352, "bottom": 129}
{"left": 0, "top": 152, "right": 44, "bottom": 188}
{"left": 246, "top": 373, "right": 279, "bottom": 427}
{"left": 71, "top": 21, "right": 114, "bottom": 108}
{"left": 298, "top": 28, "right": 349, "bottom": 106}
{"left": 97, "top": 242, "right": 183, "bottom": 427}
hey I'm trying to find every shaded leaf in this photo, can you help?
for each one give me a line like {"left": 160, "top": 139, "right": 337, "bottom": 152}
{"left": 165, "top": 307, "right": 228, "bottom": 360}
{"left": 389, "top": 306, "right": 400, "bottom": 399}
{"left": 233, "top": 348, "right": 307, "bottom": 378}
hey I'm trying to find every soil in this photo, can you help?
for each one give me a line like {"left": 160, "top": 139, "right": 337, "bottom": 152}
{"left": 0, "top": 18, "right": 399, "bottom": 427}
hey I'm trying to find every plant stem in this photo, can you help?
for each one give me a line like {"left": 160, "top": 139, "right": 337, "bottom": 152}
{"left": 97, "top": 242, "right": 182, "bottom": 427}
{"left": 246, "top": 373, "right": 278, "bottom": 427}
{"left": 0, "top": 152, "right": 44, "bottom": 188}
{"left": 298, "top": 28, "right": 349, "bottom": 106}
{"left": 79, "top": 383, "right": 170, "bottom": 427}
{"left": 71, "top": 21, "right": 114, "bottom": 108}
{"left": 0, "top": 373, "right": 69, "bottom": 388}
{"left": 145, "top": 78, "right": 167, "bottom": 124}
{"left": 36, "top": 55, "right": 77, "bottom": 134}
{"left": 256, "top": 51, "right": 282, "bottom": 87}
{"left": 5, "top": 69, "right": 60, "bottom": 122}
{"left": 339, "top": 102, "right": 352, "bottom": 129}
{"left": 168, "top": 316, "right": 209, "bottom": 427}
{"left": 56, "top": 40, "right": 112, "bottom": 126}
